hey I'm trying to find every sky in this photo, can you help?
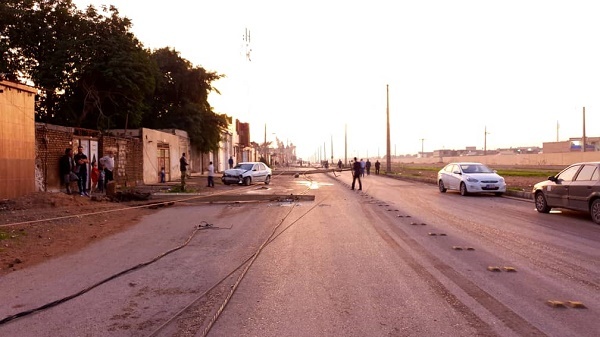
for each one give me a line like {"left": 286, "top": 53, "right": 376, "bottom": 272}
{"left": 73, "top": 0, "right": 600, "bottom": 161}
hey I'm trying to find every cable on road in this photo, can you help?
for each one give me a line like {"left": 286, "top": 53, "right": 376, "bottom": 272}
{"left": 147, "top": 195, "right": 327, "bottom": 337}
{"left": 0, "top": 221, "right": 219, "bottom": 326}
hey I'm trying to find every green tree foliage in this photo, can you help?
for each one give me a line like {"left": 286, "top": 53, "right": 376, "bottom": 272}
{"left": 1, "top": 0, "right": 228, "bottom": 151}
{"left": 144, "top": 48, "right": 229, "bottom": 151}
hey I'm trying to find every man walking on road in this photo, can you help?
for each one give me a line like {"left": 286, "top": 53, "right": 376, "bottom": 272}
{"left": 207, "top": 161, "right": 215, "bottom": 187}
{"left": 351, "top": 157, "right": 362, "bottom": 190}
{"left": 375, "top": 160, "right": 381, "bottom": 175}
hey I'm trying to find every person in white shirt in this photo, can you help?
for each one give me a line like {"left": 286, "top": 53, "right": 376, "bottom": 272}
{"left": 207, "top": 161, "right": 215, "bottom": 187}
{"left": 100, "top": 152, "right": 115, "bottom": 190}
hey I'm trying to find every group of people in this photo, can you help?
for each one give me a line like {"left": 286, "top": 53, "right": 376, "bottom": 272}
{"left": 59, "top": 146, "right": 114, "bottom": 196}
{"left": 350, "top": 158, "right": 382, "bottom": 190}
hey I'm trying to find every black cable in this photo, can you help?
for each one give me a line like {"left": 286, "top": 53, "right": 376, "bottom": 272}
{"left": 0, "top": 223, "right": 213, "bottom": 325}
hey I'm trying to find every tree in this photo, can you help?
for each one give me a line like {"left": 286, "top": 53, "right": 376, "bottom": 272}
{"left": 144, "top": 48, "right": 228, "bottom": 152}
{"left": 1, "top": 1, "right": 155, "bottom": 128}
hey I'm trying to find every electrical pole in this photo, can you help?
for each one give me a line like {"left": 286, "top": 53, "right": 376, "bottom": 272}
{"left": 484, "top": 126, "right": 490, "bottom": 156}
{"left": 330, "top": 135, "right": 333, "bottom": 164}
{"left": 582, "top": 107, "right": 586, "bottom": 152}
{"left": 420, "top": 138, "right": 425, "bottom": 158}
{"left": 386, "top": 85, "right": 391, "bottom": 173}
{"left": 344, "top": 124, "right": 348, "bottom": 166}
{"left": 556, "top": 120, "right": 559, "bottom": 142}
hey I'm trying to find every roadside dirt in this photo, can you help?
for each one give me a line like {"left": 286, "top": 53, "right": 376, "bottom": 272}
{"left": 0, "top": 170, "right": 544, "bottom": 277}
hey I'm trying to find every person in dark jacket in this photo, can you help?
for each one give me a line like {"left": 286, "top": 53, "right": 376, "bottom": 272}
{"left": 351, "top": 157, "right": 362, "bottom": 190}
{"left": 366, "top": 159, "right": 372, "bottom": 175}
{"left": 59, "top": 148, "right": 75, "bottom": 194}
{"left": 74, "top": 146, "right": 89, "bottom": 196}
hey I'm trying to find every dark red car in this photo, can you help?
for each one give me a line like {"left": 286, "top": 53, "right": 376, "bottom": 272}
{"left": 532, "top": 162, "right": 600, "bottom": 224}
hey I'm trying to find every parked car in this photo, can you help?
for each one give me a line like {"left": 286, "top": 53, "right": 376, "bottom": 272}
{"left": 221, "top": 162, "right": 272, "bottom": 186}
{"left": 532, "top": 162, "right": 600, "bottom": 224}
{"left": 437, "top": 162, "right": 506, "bottom": 196}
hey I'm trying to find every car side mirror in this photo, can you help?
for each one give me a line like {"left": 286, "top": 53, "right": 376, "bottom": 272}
{"left": 453, "top": 171, "right": 461, "bottom": 175}
{"left": 548, "top": 176, "right": 556, "bottom": 182}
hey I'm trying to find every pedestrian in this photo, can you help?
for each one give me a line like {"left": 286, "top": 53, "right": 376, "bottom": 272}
{"left": 338, "top": 159, "right": 342, "bottom": 169}
{"left": 351, "top": 157, "right": 362, "bottom": 190}
{"left": 160, "top": 167, "right": 166, "bottom": 183}
{"left": 74, "top": 145, "right": 89, "bottom": 196}
{"left": 59, "top": 148, "right": 75, "bottom": 194}
{"left": 207, "top": 161, "right": 215, "bottom": 187}
{"left": 366, "top": 159, "right": 372, "bottom": 175}
{"left": 90, "top": 161, "right": 100, "bottom": 193}
{"left": 180, "top": 153, "right": 189, "bottom": 190}
{"left": 375, "top": 160, "right": 381, "bottom": 175}
{"left": 100, "top": 151, "right": 114, "bottom": 191}
{"left": 360, "top": 159, "right": 366, "bottom": 177}
{"left": 98, "top": 163, "right": 105, "bottom": 193}
{"left": 228, "top": 156, "right": 234, "bottom": 169}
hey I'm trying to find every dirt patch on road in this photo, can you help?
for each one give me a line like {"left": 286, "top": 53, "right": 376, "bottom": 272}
{"left": 0, "top": 192, "right": 159, "bottom": 276}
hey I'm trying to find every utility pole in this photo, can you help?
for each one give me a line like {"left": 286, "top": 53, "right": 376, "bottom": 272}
{"left": 330, "top": 135, "right": 333, "bottom": 164}
{"left": 386, "top": 84, "right": 391, "bottom": 174}
{"left": 420, "top": 138, "right": 425, "bottom": 158}
{"left": 344, "top": 124, "right": 348, "bottom": 166}
{"left": 484, "top": 126, "right": 490, "bottom": 156}
{"left": 323, "top": 142, "right": 326, "bottom": 163}
{"left": 556, "top": 120, "right": 559, "bottom": 142}
{"left": 582, "top": 107, "right": 587, "bottom": 152}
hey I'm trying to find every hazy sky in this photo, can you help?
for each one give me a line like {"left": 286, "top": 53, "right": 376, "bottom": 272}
{"left": 73, "top": 0, "right": 600, "bottom": 160}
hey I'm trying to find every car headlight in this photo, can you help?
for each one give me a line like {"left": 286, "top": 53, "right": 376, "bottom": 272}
{"left": 499, "top": 177, "right": 505, "bottom": 183}
{"left": 466, "top": 177, "right": 479, "bottom": 183}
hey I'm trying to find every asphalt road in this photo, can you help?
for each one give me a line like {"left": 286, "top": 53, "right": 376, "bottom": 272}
{"left": 0, "top": 170, "right": 598, "bottom": 336}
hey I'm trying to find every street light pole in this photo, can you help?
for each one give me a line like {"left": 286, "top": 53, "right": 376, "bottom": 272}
{"left": 419, "top": 138, "right": 425, "bottom": 158}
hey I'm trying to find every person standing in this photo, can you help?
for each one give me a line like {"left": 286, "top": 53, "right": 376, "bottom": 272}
{"left": 90, "top": 162, "right": 100, "bottom": 193}
{"left": 375, "top": 160, "right": 381, "bottom": 175}
{"left": 59, "top": 148, "right": 75, "bottom": 194}
{"left": 180, "top": 153, "right": 189, "bottom": 190}
{"left": 337, "top": 159, "right": 343, "bottom": 169}
{"left": 228, "top": 156, "right": 234, "bottom": 169}
{"left": 207, "top": 161, "right": 215, "bottom": 187}
{"left": 366, "top": 159, "right": 372, "bottom": 176}
{"left": 74, "top": 145, "right": 89, "bottom": 196}
{"left": 100, "top": 152, "right": 114, "bottom": 190}
{"left": 360, "top": 159, "right": 366, "bottom": 177}
{"left": 351, "top": 157, "right": 362, "bottom": 190}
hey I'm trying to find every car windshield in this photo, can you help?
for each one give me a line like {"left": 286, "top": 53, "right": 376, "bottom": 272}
{"left": 234, "top": 163, "right": 254, "bottom": 171}
{"left": 460, "top": 164, "right": 493, "bottom": 174}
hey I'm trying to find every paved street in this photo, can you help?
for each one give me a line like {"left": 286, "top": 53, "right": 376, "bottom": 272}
{"left": 0, "top": 170, "right": 598, "bottom": 336}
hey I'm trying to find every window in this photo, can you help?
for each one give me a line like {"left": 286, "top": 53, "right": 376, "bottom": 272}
{"left": 557, "top": 165, "right": 581, "bottom": 182}
{"left": 575, "top": 165, "right": 597, "bottom": 181}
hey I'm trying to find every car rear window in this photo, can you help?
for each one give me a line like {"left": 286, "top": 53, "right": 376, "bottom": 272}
{"left": 575, "top": 165, "right": 598, "bottom": 181}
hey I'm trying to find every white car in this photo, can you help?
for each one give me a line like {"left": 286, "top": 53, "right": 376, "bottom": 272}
{"left": 221, "top": 162, "right": 272, "bottom": 185}
{"left": 437, "top": 162, "right": 506, "bottom": 196}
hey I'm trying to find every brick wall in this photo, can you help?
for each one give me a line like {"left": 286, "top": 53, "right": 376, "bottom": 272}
{"left": 35, "top": 124, "right": 74, "bottom": 192}
{"left": 35, "top": 124, "right": 144, "bottom": 192}
{"left": 100, "top": 136, "right": 143, "bottom": 187}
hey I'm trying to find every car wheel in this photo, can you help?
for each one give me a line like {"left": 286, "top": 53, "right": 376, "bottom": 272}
{"left": 459, "top": 182, "right": 468, "bottom": 196}
{"left": 495, "top": 192, "right": 503, "bottom": 197}
{"left": 534, "top": 192, "right": 551, "bottom": 213}
{"left": 438, "top": 180, "right": 447, "bottom": 193}
{"left": 590, "top": 199, "right": 600, "bottom": 224}
{"left": 243, "top": 177, "right": 251, "bottom": 186}
{"left": 265, "top": 175, "right": 271, "bottom": 185}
